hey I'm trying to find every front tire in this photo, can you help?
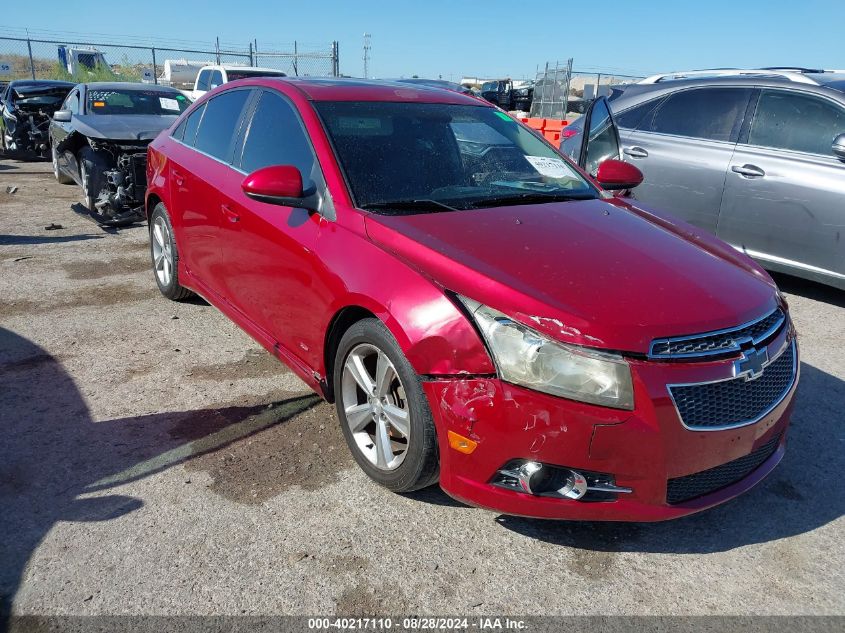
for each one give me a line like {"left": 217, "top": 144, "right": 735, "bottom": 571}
{"left": 149, "top": 203, "right": 194, "bottom": 301}
{"left": 334, "top": 318, "right": 439, "bottom": 492}
{"left": 77, "top": 146, "right": 111, "bottom": 223}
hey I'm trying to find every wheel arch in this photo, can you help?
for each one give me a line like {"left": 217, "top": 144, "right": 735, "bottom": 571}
{"left": 323, "top": 305, "right": 378, "bottom": 403}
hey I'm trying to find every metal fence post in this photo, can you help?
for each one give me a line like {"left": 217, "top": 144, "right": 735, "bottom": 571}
{"left": 564, "top": 58, "right": 573, "bottom": 116}
{"left": 26, "top": 38, "right": 36, "bottom": 79}
{"left": 248, "top": 42, "right": 254, "bottom": 67}
{"left": 293, "top": 41, "right": 298, "bottom": 77}
{"left": 254, "top": 39, "right": 259, "bottom": 68}
{"left": 152, "top": 47, "right": 158, "bottom": 84}
{"left": 215, "top": 36, "right": 220, "bottom": 64}
{"left": 332, "top": 41, "right": 339, "bottom": 77}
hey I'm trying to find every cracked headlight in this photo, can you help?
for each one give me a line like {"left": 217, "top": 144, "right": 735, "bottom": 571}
{"left": 458, "top": 296, "right": 634, "bottom": 410}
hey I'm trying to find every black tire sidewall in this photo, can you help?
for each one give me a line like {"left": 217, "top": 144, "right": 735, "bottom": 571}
{"left": 149, "top": 203, "right": 188, "bottom": 300}
{"left": 77, "top": 146, "right": 109, "bottom": 222}
{"left": 334, "top": 318, "right": 439, "bottom": 492}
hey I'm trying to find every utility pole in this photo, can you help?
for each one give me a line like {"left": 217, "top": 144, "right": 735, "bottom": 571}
{"left": 363, "top": 33, "right": 371, "bottom": 79}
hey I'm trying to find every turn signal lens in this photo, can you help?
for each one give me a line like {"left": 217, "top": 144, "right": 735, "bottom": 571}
{"left": 447, "top": 430, "right": 478, "bottom": 454}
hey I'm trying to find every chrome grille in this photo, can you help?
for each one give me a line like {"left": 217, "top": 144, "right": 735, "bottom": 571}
{"left": 650, "top": 308, "right": 785, "bottom": 359}
{"left": 668, "top": 341, "right": 796, "bottom": 431}
{"left": 666, "top": 433, "right": 782, "bottom": 504}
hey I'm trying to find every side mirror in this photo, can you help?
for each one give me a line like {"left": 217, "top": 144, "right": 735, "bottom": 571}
{"left": 832, "top": 133, "right": 845, "bottom": 160}
{"left": 595, "top": 159, "right": 644, "bottom": 191}
{"left": 242, "top": 165, "right": 317, "bottom": 209}
{"left": 53, "top": 110, "right": 72, "bottom": 122}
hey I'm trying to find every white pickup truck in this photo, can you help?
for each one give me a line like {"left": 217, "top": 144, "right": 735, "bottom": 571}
{"left": 191, "top": 65, "right": 287, "bottom": 100}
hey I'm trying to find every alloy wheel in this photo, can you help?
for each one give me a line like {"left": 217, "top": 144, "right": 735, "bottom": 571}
{"left": 341, "top": 343, "right": 411, "bottom": 471}
{"left": 151, "top": 216, "right": 174, "bottom": 286}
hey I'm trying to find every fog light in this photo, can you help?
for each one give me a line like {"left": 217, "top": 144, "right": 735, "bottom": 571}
{"left": 515, "top": 461, "right": 587, "bottom": 499}
{"left": 492, "top": 459, "right": 632, "bottom": 501}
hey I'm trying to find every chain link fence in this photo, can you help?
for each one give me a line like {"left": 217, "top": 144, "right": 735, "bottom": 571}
{"left": 530, "top": 61, "right": 644, "bottom": 119}
{"left": 0, "top": 34, "right": 340, "bottom": 89}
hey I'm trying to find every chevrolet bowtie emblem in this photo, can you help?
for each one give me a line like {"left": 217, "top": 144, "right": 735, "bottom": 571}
{"left": 734, "top": 346, "right": 769, "bottom": 381}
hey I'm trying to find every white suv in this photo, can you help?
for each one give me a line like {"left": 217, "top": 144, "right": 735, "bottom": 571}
{"left": 191, "top": 65, "right": 287, "bottom": 100}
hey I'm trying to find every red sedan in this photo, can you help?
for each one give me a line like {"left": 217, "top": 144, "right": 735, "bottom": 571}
{"left": 145, "top": 78, "right": 798, "bottom": 521}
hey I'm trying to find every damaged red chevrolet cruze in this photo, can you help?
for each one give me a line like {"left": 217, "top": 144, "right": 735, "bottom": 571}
{"left": 145, "top": 78, "right": 799, "bottom": 521}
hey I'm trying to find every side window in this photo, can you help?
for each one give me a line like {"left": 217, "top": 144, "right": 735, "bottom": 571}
{"left": 193, "top": 90, "right": 251, "bottom": 162}
{"left": 239, "top": 91, "right": 316, "bottom": 177}
{"left": 196, "top": 70, "right": 210, "bottom": 91}
{"left": 584, "top": 98, "right": 620, "bottom": 175}
{"left": 178, "top": 103, "right": 206, "bottom": 146}
{"left": 614, "top": 97, "right": 664, "bottom": 130}
{"left": 647, "top": 88, "right": 752, "bottom": 142}
{"left": 65, "top": 90, "right": 80, "bottom": 114}
{"left": 748, "top": 90, "right": 845, "bottom": 156}
{"left": 209, "top": 70, "right": 224, "bottom": 89}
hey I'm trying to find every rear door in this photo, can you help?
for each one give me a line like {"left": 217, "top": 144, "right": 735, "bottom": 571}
{"left": 717, "top": 88, "right": 845, "bottom": 283}
{"left": 218, "top": 88, "right": 334, "bottom": 356}
{"left": 620, "top": 86, "right": 753, "bottom": 232}
{"left": 167, "top": 88, "right": 254, "bottom": 295}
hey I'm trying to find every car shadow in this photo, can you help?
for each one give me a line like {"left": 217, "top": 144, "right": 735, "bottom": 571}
{"left": 496, "top": 362, "right": 844, "bottom": 554}
{"left": 69, "top": 203, "right": 146, "bottom": 231}
{"left": 0, "top": 327, "right": 321, "bottom": 625}
{"left": 0, "top": 233, "right": 104, "bottom": 246}
{"left": 771, "top": 272, "right": 845, "bottom": 309}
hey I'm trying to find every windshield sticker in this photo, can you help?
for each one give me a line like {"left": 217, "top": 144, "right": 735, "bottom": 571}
{"left": 159, "top": 97, "right": 180, "bottom": 111}
{"left": 92, "top": 101, "right": 106, "bottom": 108}
{"left": 494, "top": 111, "right": 513, "bottom": 122}
{"left": 525, "top": 156, "right": 570, "bottom": 178}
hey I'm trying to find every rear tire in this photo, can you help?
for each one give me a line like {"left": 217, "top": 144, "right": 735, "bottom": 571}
{"left": 52, "top": 146, "right": 73, "bottom": 184}
{"left": 149, "top": 203, "right": 194, "bottom": 301}
{"left": 334, "top": 318, "right": 439, "bottom": 493}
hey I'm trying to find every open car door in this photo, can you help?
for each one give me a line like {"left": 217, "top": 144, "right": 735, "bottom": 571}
{"left": 576, "top": 96, "right": 623, "bottom": 177}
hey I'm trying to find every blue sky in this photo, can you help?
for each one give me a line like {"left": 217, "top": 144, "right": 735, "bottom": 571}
{"left": 5, "top": 0, "right": 843, "bottom": 80}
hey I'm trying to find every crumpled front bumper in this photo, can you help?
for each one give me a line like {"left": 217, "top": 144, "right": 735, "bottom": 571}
{"left": 424, "top": 330, "right": 797, "bottom": 521}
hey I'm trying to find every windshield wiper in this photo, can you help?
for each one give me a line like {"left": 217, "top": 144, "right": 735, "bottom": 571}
{"left": 466, "top": 191, "right": 596, "bottom": 209}
{"left": 359, "top": 199, "right": 460, "bottom": 214}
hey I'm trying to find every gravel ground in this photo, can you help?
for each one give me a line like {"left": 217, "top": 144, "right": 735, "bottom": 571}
{"left": 1, "top": 159, "right": 843, "bottom": 617}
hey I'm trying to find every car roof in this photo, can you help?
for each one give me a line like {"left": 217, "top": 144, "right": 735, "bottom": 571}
{"left": 244, "top": 77, "right": 484, "bottom": 105}
{"left": 9, "top": 79, "right": 75, "bottom": 89}
{"left": 82, "top": 82, "right": 182, "bottom": 92}
{"left": 610, "top": 74, "right": 845, "bottom": 109}
{"left": 202, "top": 65, "right": 285, "bottom": 73}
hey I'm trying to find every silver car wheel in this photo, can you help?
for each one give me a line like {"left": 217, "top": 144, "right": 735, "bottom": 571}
{"left": 80, "top": 161, "right": 89, "bottom": 198}
{"left": 151, "top": 216, "right": 174, "bottom": 286}
{"left": 341, "top": 343, "right": 410, "bottom": 471}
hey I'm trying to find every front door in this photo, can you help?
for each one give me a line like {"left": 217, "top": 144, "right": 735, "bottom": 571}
{"left": 717, "top": 88, "right": 845, "bottom": 284}
{"left": 218, "top": 88, "right": 334, "bottom": 360}
{"left": 576, "top": 96, "right": 621, "bottom": 176}
{"left": 620, "top": 87, "right": 753, "bottom": 232}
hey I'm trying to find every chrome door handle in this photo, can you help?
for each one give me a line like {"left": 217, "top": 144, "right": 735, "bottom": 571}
{"left": 731, "top": 164, "right": 765, "bottom": 178}
{"left": 172, "top": 170, "right": 185, "bottom": 186}
{"left": 623, "top": 146, "right": 648, "bottom": 158}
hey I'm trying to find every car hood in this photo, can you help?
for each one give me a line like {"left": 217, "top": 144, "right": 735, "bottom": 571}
{"left": 72, "top": 114, "right": 177, "bottom": 141}
{"left": 364, "top": 198, "right": 778, "bottom": 354}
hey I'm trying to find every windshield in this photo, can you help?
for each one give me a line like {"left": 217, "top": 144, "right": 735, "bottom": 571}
{"left": 87, "top": 89, "right": 190, "bottom": 115}
{"left": 315, "top": 101, "right": 595, "bottom": 212}
{"left": 226, "top": 69, "right": 286, "bottom": 81}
